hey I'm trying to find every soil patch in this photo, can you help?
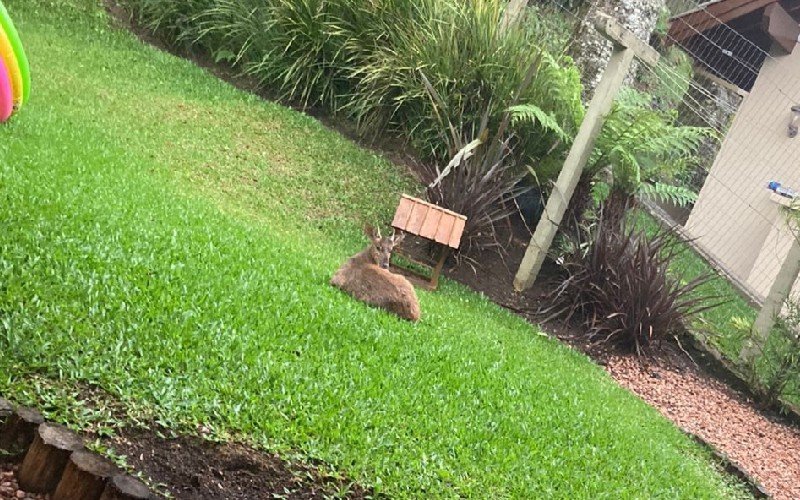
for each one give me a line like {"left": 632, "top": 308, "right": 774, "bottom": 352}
{"left": 111, "top": 431, "right": 370, "bottom": 499}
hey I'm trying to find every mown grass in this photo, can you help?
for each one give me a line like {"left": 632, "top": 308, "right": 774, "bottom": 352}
{"left": 0, "top": 1, "right": 751, "bottom": 497}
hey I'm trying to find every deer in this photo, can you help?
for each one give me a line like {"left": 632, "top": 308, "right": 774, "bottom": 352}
{"left": 330, "top": 226, "right": 421, "bottom": 322}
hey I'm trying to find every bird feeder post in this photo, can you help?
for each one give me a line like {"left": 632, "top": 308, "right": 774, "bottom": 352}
{"left": 390, "top": 195, "right": 466, "bottom": 290}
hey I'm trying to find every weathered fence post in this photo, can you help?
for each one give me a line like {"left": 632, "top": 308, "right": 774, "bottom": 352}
{"left": 740, "top": 227, "right": 800, "bottom": 364}
{"left": 513, "top": 13, "right": 659, "bottom": 291}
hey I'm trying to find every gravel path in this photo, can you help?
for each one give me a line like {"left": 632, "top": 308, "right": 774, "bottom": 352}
{"left": 606, "top": 355, "right": 800, "bottom": 500}
{"left": 0, "top": 464, "right": 47, "bottom": 500}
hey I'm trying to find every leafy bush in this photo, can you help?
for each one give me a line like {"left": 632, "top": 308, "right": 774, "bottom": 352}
{"left": 124, "top": 0, "right": 583, "bottom": 159}
{"left": 544, "top": 202, "right": 716, "bottom": 355}
{"left": 588, "top": 89, "right": 715, "bottom": 208}
{"left": 341, "top": 1, "right": 583, "bottom": 161}
{"left": 122, "top": 0, "right": 585, "bottom": 246}
{"left": 738, "top": 301, "right": 800, "bottom": 408}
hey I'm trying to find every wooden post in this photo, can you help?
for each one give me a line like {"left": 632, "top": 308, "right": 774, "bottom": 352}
{"left": 18, "top": 423, "right": 85, "bottom": 493}
{"left": 513, "top": 13, "right": 659, "bottom": 291}
{"left": 740, "top": 235, "right": 800, "bottom": 364}
{"left": 100, "top": 475, "right": 153, "bottom": 500}
{"left": 0, "top": 407, "right": 44, "bottom": 457}
{"left": 53, "top": 450, "right": 118, "bottom": 500}
{"left": 430, "top": 247, "right": 451, "bottom": 290}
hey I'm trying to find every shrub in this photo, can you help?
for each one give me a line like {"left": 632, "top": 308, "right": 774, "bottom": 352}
{"left": 588, "top": 89, "right": 715, "bottom": 209}
{"left": 738, "top": 302, "right": 800, "bottom": 408}
{"left": 342, "top": 1, "right": 583, "bottom": 162}
{"left": 124, "top": 0, "right": 583, "bottom": 162}
{"left": 122, "top": 0, "right": 585, "bottom": 247}
{"left": 543, "top": 202, "right": 716, "bottom": 355}
{"left": 418, "top": 45, "right": 579, "bottom": 251}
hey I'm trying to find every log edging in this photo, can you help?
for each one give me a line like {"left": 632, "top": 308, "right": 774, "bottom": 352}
{"left": 0, "top": 398, "right": 154, "bottom": 499}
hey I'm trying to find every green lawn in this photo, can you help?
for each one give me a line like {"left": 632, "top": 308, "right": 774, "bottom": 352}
{"left": 0, "top": 1, "right": 750, "bottom": 497}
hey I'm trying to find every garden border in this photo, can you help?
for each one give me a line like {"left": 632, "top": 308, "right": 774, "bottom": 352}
{"left": 0, "top": 398, "right": 154, "bottom": 499}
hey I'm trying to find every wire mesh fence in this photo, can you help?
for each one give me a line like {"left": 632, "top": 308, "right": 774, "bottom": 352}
{"left": 520, "top": 0, "right": 800, "bottom": 314}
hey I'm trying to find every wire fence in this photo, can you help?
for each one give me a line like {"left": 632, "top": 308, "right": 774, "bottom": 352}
{"left": 524, "top": 0, "right": 800, "bottom": 309}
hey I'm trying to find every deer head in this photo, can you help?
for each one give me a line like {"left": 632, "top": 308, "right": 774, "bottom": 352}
{"left": 365, "top": 225, "right": 405, "bottom": 270}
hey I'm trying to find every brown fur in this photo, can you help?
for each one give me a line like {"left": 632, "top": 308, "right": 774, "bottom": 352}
{"left": 331, "top": 227, "right": 421, "bottom": 322}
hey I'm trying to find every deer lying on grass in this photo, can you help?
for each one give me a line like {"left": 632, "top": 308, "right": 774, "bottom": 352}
{"left": 331, "top": 226, "right": 421, "bottom": 322}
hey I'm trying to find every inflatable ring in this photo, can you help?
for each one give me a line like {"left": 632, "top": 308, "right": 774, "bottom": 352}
{"left": 0, "top": 20, "right": 21, "bottom": 105}
{"left": 0, "top": 2, "right": 28, "bottom": 104}
{"left": 0, "top": 54, "right": 13, "bottom": 122}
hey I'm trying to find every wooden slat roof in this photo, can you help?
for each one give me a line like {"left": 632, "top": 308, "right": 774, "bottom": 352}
{"left": 391, "top": 195, "right": 467, "bottom": 250}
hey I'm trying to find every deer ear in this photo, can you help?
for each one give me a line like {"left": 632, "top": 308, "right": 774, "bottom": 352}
{"left": 392, "top": 230, "right": 405, "bottom": 246}
{"left": 364, "top": 225, "right": 377, "bottom": 241}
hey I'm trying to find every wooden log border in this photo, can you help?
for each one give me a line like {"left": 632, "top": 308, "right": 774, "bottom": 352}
{"left": 0, "top": 398, "right": 154, "bottom": 499}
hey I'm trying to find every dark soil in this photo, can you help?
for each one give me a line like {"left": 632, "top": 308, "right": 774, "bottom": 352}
{"left": 111, "top": 431, "right": 370, "bottom": 499}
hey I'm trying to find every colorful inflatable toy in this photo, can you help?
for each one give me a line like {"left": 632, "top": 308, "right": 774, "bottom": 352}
{"left": 0, "top": 55, "right": 12, "bottom": 122}
{"left": 0, "top": 1, "right": 28, "bottom": 122}
{"left": 0, "top": 21, "right": 21, "bottom": 105}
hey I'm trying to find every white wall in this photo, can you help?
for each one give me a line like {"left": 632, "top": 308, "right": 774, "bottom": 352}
{"left": 686, "top": 46, "right": 800, "bottom": 298}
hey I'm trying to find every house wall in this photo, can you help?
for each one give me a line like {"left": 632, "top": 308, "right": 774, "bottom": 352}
{"left": 685, "top": 45, "right": 800, "bottom": 299}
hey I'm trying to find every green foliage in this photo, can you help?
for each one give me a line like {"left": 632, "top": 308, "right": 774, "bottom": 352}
{"left": 589, "top": 89, "right": 715, "bottom": 205}
{"left": 732, "top": 301, "right": 800, "bottom": 408}
{"left": 520, "top": 2, "right": 576, "bottom": 54}
{"left": 0, "top": 1, "right": 753, "bottom": 497}
{"left": 120, "top": 0, "right": 584, "bottom": 177}
{"left": 508, "top": 103, "right": 569, "bottom": 141}
{"left": 638, "top": 182, "right": 698, "bottom": 207}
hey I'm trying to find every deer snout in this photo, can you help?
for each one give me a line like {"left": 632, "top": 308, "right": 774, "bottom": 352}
{"left": 380, "top": 259, "right": 390, "bottom": 270}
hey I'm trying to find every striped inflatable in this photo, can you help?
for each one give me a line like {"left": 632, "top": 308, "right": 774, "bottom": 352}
{"left": 0, "top": 1, "right": 29, "bottom": 123}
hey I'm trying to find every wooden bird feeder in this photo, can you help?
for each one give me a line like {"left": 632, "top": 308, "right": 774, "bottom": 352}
{"left": 390, "top": 194, "right": 467, "bottom": 290}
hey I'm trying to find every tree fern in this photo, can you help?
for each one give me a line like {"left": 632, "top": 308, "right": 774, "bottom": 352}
{"left": 638, "top": 182, "right": 698, "bottom": 207}
{"left": 589, "top": 88, "right": 715, "bottom": 201}
{"left": 508, "top": 103, "right": 568, "bottom": 141}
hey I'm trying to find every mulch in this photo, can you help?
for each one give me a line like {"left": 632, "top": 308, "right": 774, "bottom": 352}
{"left": 606, "top": 354, "right": 800, "bottom": 500}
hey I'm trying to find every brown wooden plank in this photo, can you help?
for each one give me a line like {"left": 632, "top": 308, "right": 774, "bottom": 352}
{"left": 405, "top": 202, "right": 430, "bottom": 236}
{"left": 448, "top": 217, "right": 466, "bottom": 249}
{"left": 764, "top": 2, "right": 800, "bottom": 53}
{"left": 433, "top": 214, "right": 457, "bottom": 246}
{"left": 391, "top": 197, "right": 416, "bottom": 231}
{"left": 668, "top": 0, "right": 776, "bottom": 43}
{"left": 397, "top": 195, "right": 467, "bottom": 220}
{"left": 419, "top": 208, "right": 443, "bottom": 240}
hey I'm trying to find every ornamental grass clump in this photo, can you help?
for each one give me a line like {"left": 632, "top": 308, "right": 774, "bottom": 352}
{"left": 544, "top": 203, "right": 717, "bottom": 355}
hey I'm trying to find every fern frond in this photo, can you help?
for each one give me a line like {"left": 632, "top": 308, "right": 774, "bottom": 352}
{"left": 639, "top": 182, "right": 698, "bottom": 207}
{"left": 508, "top": 104, "right": 568, "bottom": 140}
